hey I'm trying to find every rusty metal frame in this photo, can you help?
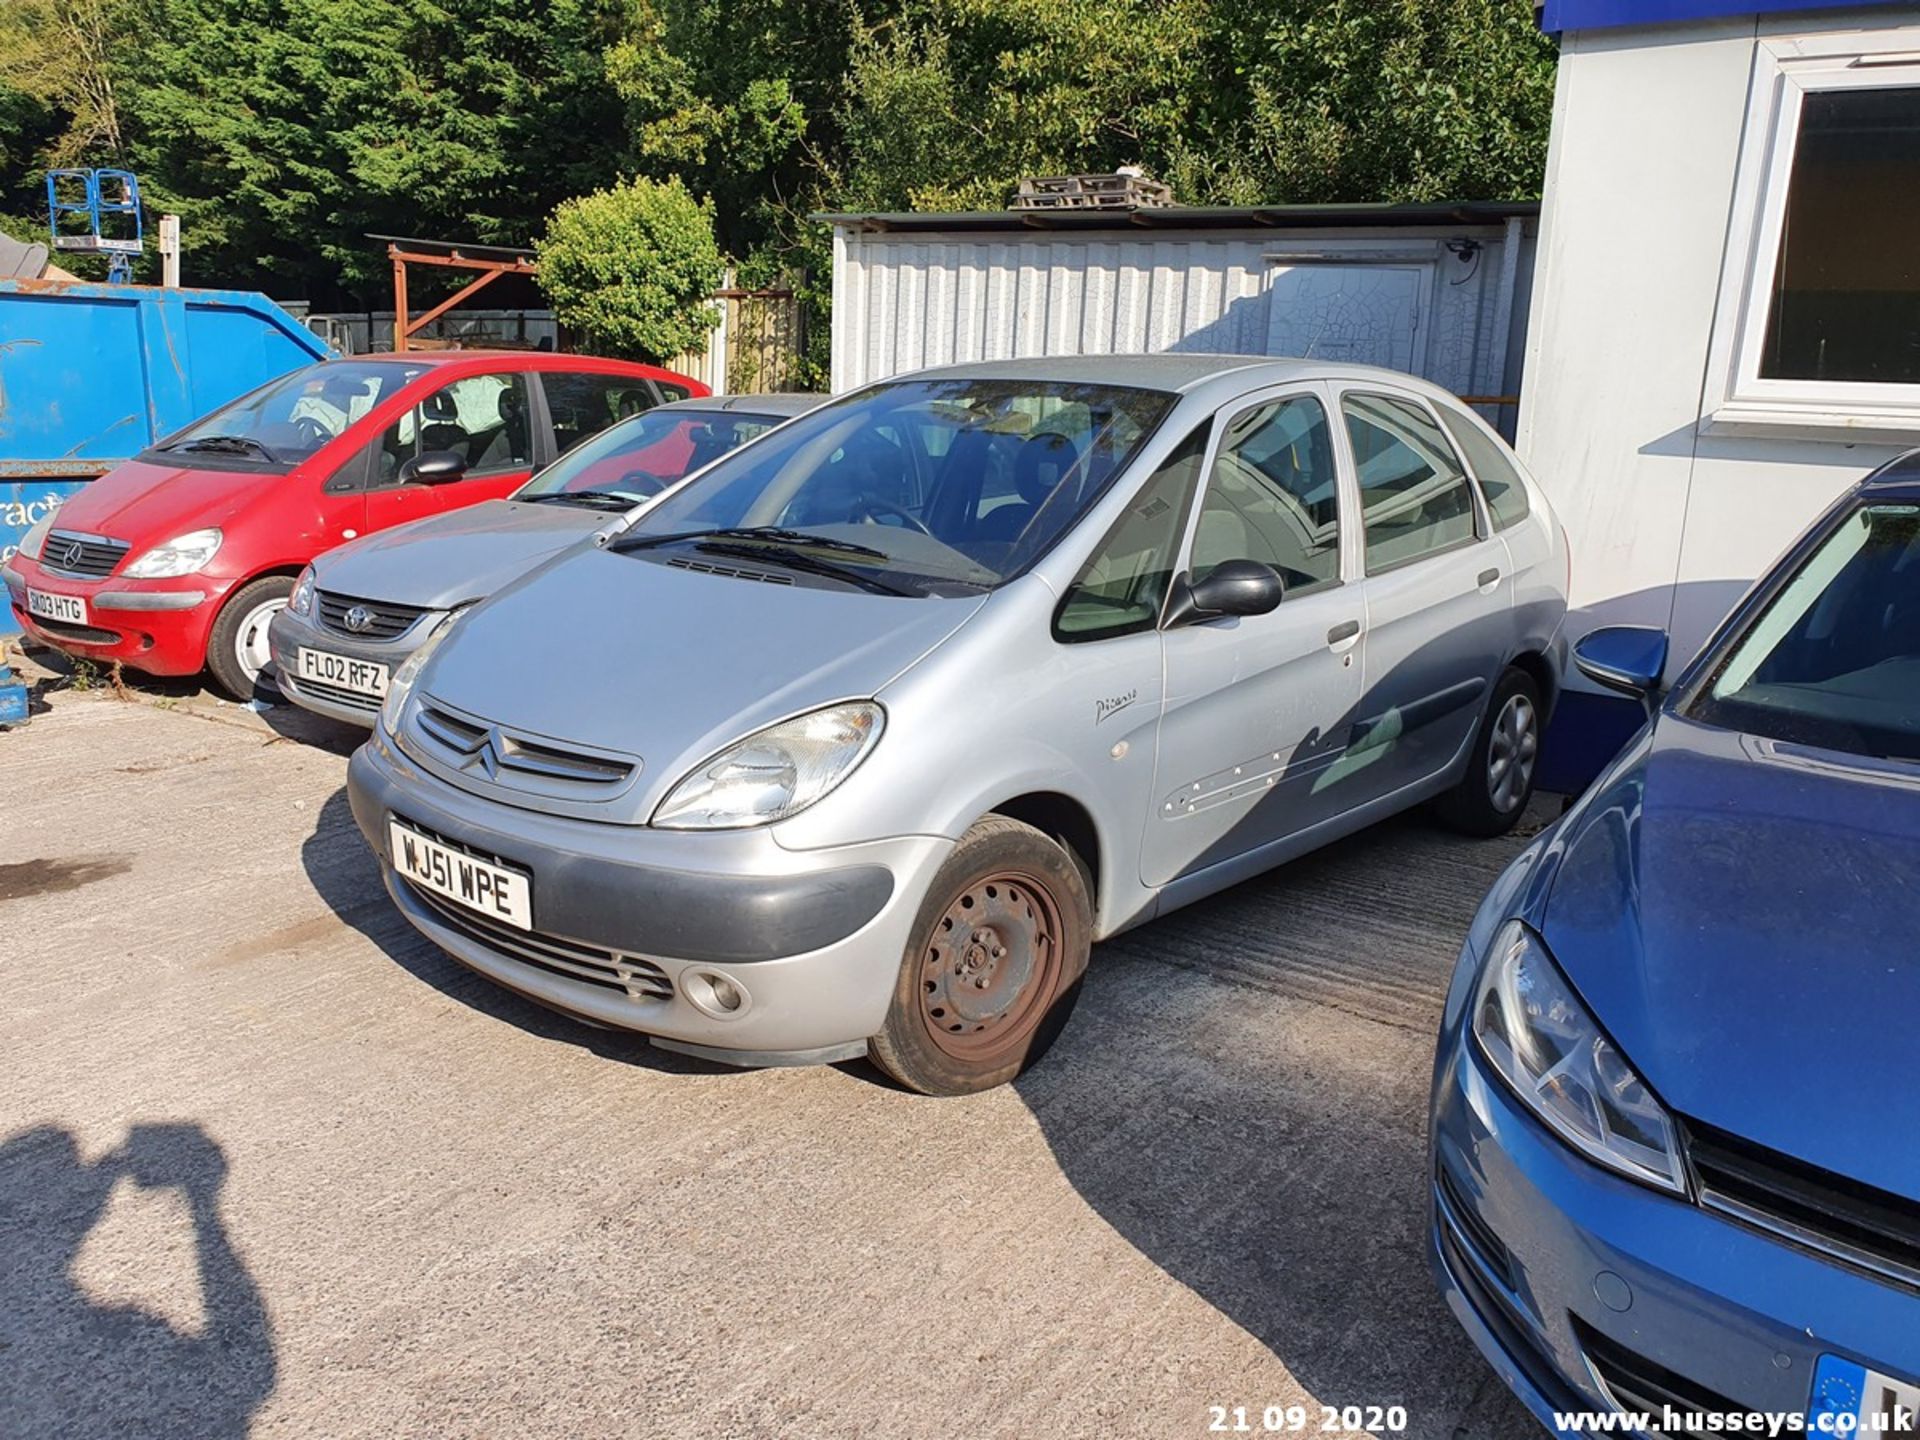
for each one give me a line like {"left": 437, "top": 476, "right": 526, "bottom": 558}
{"left": 372, "top": 234, "right": 539, "bottom": 353}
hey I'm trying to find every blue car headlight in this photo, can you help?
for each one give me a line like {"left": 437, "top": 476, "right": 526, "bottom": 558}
{"left": 1472, "top": 920, "right": 1687, "bottom": 1195}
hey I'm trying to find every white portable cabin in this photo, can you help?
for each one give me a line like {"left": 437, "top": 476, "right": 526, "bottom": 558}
{"left": 820, "top": 202, "right": 1538, "bottom": 438}
{"left": 1520, "top": 0, "right": 1920, "bottom": 706}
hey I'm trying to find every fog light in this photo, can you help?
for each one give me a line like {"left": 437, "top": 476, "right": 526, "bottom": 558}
{"left": 684, "top": 970, "right": 751, "bottom": 1020}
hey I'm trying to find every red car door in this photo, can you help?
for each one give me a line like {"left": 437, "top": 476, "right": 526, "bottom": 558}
{"left": 359, "top": 368, "right": 540, "bottom": 535}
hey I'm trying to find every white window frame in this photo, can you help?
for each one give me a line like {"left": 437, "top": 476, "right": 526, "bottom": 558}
{"left": 1704, "top": 30, "right": 1920, "bottom": 436}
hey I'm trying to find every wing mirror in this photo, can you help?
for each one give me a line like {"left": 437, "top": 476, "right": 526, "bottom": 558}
{"left": 399, "top": 450, "right": 468, "bottom": 485}
{"left": 1165, "top": 559, "right": 1286, "bottom": 628}
{"left": 1574, "top": 625, "right": 1669, "bottom": 699}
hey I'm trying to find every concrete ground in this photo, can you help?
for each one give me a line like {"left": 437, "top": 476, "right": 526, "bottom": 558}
{"left": 0, "top": 668, "right": 1545, "bottom": 1440}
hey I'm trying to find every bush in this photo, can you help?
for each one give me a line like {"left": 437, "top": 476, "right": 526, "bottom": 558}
{"left": 535, "top": 177, "right": 724, "bottom": 362}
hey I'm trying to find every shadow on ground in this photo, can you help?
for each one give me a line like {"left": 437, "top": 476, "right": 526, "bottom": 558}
{"left": 299, "top": 785, "right": 731, "bottom": 1079}
{"left": 0, "top": 1122, "right": 276, "bottom": 1439}
{"left": 1013, "top": 807, "right": 1547, "bottom": 1439}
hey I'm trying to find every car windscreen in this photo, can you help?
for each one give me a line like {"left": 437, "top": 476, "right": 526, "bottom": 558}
{"left": 515, "top": 408, "right": 787, "bottom": 508}
{"left": 612, "top": 378, "right": 1175, "bottom": 594}
{"left": 1685, "top": 501, "right": 1920, "bottom": 761}
{"left": 150, "top": 361, "right": 429, "bottom": 470}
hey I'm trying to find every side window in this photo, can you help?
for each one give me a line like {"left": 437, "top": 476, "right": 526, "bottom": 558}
{"left": 366, "top": 372, "right": 533, "bottom": 486}
{"left": 545, "top": 372, "right": 659, "bottom": 456}
{"left": 1190, "top": 395, "right": 1340, "bottom": 594}
{"left": 655, "top": 381, "right": 692, "bottom": 403}
{"left": 1054, "top": 424, "right": 1209, "bottom": 643}
{"left": 1438, "top": 408, "right": 1531, "bottom": 532}
{"left": 1343, "top": 393, "right": 1479, "bottom": 573}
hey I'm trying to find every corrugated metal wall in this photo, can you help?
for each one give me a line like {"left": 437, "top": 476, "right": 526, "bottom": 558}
{"left": 830, "top": 223, "right": 1533, "bottom": 428}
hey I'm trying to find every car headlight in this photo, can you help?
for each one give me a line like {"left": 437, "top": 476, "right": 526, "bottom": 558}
{"left": 1472, "top": 920, "right": 1686, "bottom": 1194}
{"left": 288, "top": 566, "right": 316, "bottom": 616}
{"left": 653, "top": 702, "right": 884, "bottom": 830}
{"left": 378, "top": 607, "right": 467, "bottom": 735}
{"left": 16, "top": 511, "right": 55, "bottom": 561}
{"left": 124, "top": 527, "right": 223, "bottom": 578}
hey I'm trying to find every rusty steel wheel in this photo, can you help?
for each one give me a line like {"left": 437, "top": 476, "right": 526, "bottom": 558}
{"left": 871, "top": 815, "right": 1093, "bottom": 1097}
{"left": 918, "top": 871, "right": 1065, "bottom": 1065}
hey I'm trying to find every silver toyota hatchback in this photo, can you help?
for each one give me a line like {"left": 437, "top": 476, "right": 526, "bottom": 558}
{"left": 347, "top": 356, "right": 1566, "bottom": 1095}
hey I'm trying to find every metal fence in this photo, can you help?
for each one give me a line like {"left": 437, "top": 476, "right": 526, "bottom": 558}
{"left": 310, "top": 284, "right": 807, "bottom": 394}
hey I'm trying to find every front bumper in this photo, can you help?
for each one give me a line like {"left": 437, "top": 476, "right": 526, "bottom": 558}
{"left": 346, "top": 728, "right": 952, "bottom": 1061}
{"left": 4, "top": 559, "right": 222, "bottom": 674}
{"left": 1430, "top": 1023, "right": 1920, "bottom": 1434}
{"left": 269, "top": 604, "right": 445, "bottom": 727}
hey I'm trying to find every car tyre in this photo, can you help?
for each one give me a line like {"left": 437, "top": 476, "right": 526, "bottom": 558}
{"left": 207, "top": 574, "right": 294, "bottom": 701}
{"left": 1436, "top": 665, "right": 1542, "bottom": 837}
{"left": 869, "top": 816, "right": 1093, "bottom": 1096}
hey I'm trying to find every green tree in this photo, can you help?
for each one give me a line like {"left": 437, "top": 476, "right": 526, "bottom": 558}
{"left": 535, "top": 175, "right": 723, "bottom": 361}
{"left": 105, "top": 0, "right": 636, "bottom": 296}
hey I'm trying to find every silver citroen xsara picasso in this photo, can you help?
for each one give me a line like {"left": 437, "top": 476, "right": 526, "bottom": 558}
{"left": 348, "top": 356, "right": 1566, "bottom": 1094}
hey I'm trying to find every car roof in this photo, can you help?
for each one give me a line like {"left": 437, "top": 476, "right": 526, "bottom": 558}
{"left": 900, "top": 352, "right": 1466, "bottom": 399}
{"left": 335, "top": 351, "right": 674, "bottom": 373}
{"left": 654, "top": 393, "right": 822, "bottom": 416}
{"left": 1859, "top": 448, "right": 1920, "bottom": 502}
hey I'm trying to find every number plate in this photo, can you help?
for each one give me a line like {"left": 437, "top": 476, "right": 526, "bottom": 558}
{"left": 26, "top": 588, "right": 86, "bottom": 625}
{"left": 389, "top": 818, "right": 532, "bottom": 931}
{"left": 297, "top": 646, "right": 389, "bottom": 698}
{"left": 1810, "top": 1354, "right": 1920, "bottom": 1435}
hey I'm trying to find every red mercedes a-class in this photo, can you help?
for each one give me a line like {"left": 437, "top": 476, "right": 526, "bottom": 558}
{"left": 3, "top": 350, "right": 703, "bottom": 697}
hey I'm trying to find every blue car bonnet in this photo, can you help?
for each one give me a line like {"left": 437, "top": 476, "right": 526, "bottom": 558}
{"left": 1542, "top": 710, "right": 1920, "bottom": 1203}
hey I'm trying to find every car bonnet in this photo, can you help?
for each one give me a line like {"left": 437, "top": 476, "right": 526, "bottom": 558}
{"left": 313, "top": 500, "right": 606, "bottom": 611}
{"left": 402, "top": 541, "right": 989, "bottom": 823}
{"left": 1542, "top": 712, "right": 1920, "bottom": 1201}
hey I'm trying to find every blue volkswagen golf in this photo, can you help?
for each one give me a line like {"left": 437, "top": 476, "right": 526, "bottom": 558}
{"left": 1431, "top": 457, "right": 1920, "bottom": 1434}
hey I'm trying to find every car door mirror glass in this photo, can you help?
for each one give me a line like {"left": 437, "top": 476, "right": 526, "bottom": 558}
{"left": 1167, "top": 558, "right": 1286, "bottom": 626}
{"left": 1574, "top": 625, "right": 1669, "bottom": 697}
{"left": 399, "top": 450, "right": 468, "bottom": 485}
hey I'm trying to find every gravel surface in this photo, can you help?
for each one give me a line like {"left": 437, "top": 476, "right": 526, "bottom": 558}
{"left": 0, "top": 690, "right": 1545, "bottom": 1440}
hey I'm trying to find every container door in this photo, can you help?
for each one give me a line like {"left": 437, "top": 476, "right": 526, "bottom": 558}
{"left": 1264, "top": 263, "right": 1429, "bottom": 372}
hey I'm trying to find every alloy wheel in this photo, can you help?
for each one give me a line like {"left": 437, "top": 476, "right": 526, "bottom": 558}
{"left": 1487, "top": 692, "right": 1538, "bottom": 814}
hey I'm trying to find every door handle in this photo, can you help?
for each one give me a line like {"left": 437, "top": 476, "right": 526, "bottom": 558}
{"left": 1477, "top": 567, "right": 1502, "bottom": 588}
{"left": 1326, "top": 619, "right": 1361, "bottom": 647}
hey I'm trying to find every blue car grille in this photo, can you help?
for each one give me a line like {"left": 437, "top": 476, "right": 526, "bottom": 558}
{"left": 1574, "top": 1318, "right": 1747, "bottom": 1428}
{"left": 1435, "top": 1162, "right": 1515, "bottom": 1291}
{"left": 1685, "top": 1121, "right": 1920, "bottom": 1292}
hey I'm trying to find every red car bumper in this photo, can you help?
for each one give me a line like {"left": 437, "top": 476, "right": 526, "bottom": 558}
{"left": 3, "top": 555, "right": 230, "bottom": 676}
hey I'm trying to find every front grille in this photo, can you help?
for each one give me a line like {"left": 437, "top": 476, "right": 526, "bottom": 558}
{"left": 1686, "top": 1121, "right": 1920, "bottom": 1291}
{"left": 1576, "top": 1318, "right": 1748, "bottom": 1432}
{"left": 666, "top": 555, "right": 794, "bottom": 584}
{"left": 1435, "top": 1163, "right": 1515, "bottom": 1290}
{"left": 412, "top": 699, "right": 638, "bottom": 792}
{"left": 39, "top": 531, "right": 129, "bottom": 579}
{"left": 1434, "top": 1209, "right": 1588, "bottom": 1417}
{"left": 30, "top": 616, "right": 122, "bottom": 644}
{"left": 316, "top": 589, "right": 430, "bottom": 640}
{"left": 405, "top": 880, "right": 673, "bottom": 1003}
{"left": 285, "top": 672, "right": 380, "bottom": 714}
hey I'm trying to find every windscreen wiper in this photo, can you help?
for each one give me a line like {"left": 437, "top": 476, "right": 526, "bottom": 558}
{"left": 171, "top": 434, "right": 281, "bottom": 462}
{"left": 524, "top": 490, "right": 639, "bottom": 511}
{"left": 616, "top": 525, "right": 892, "bottom": 562}
{"left": 689, "top": 541, "right": 911, "bottom": 596}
